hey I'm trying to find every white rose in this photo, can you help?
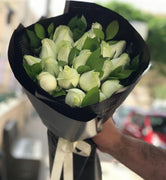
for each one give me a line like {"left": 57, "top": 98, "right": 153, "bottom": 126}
{"left": 100, "top": 59, "right": 114, "bottom": 81}
{"left": 79, "top": 71, "right": 100, "bottom": 92}
{"left": 53, "top": 25, "right": 73, "bottom": 45}
{"left": 37, "top": 72, "right": 57, "bottom": 92}
{"left": 40, "top": 38, "right": 57, "bottom": 59}
{"left": 41, "top": 57, "right": 59, "bottom": 77}
{"left": 73, "top": 49, "right": 91, "bottom": 69}
{"left": 101, "top": 80, "right": 123, "bottom": 98}
{"left": 24, "top": 55, "right": 41, "bottom": 66}
{"left": 57, "top": 65, "right": 80, "bottom": 89}
{"left": 65, "top": 88, "right": 85, "bottom": 107}
{"left": 56, "top": 40, "right": 73, "bottom": 63}
{"left": 111, "top": 53, "right": 130, "bottom": 70}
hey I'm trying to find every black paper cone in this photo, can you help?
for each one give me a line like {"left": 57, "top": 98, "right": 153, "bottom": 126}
{"left": 47, "top": 130, "right": 102, "bottom": 180}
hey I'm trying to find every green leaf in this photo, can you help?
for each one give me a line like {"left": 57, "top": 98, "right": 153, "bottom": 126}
{"left": 23, "top": 62, "right": 42, "bottom": 81}
{"left": 130, "top": 55, "right": 140, "bottom": 70}
{"left": 93, "top": 28, "right": 105, "bottom": 40}
{"left": 73, "top": 28, "right": 84, "bottom": 42}
{"left": 26, "top": 29, "right": 41, "bottom": 48}
{"left": 68, "top": 47, "right": 77, "bottom": 66}
{"left": 77, "top": 15, "right": 87, "bottom": 32}
{"left": 118, "top": 70, "right": 133, "bottom": 79}
{"left": 109, "top": 66, "right": 123, "bottom": 76}
{"left": 108, "top": 65, "right": 133, "bottom": 80}
{"left": 23, "top": 62, "right": 34, "bottom": 80}
{"left": 52, "top": 89, "right": 66, "bottom": 98}
{"left": 81, "top": 86, "right": 99, "bottom": 107}
{"left": 107, "top": 76, "right": 119, "bottom": 80}
{"left": 86, "top": 48, "right": 105, "bottom": 73}
{"left": 77, "top": 65, "right": 91, "bottom": 74}
{"left": 80, "top": 15, "right": 87, "bottom": 29}
{"left": 49, "top": 33, "right": 53, "bottom": 40}
{"left": 31, "top": 63, "right": 42, "bottom": 75}
{"left": 108, "top": 69, "right": 133, "bottom": 80}
{"left": 106, "top": 20, "right": 119, "bottom": 40}
{"left": 34, "top": 23, "right": 46, "bottom": 40}
{"left": 58, "top": 61, "right": 67, "bottom": 67}
{"left": 82, "top": 37, "right": 100, "bottom": 51}
{"left": 68, "top": 15, "right": 87, "bottom": 41}
{"left": 68, "top": 16, "right": 78, "bottom": 29}
{"left": 99, "top": 70, "right": 104, "bottom": 78}
{"left": 47, "top": 23, "right": 54, "bottom": 38}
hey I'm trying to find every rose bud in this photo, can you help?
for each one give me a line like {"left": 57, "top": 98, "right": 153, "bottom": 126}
{"left": 56, "top": 40, "right": 73, "bottom": 63}
{"left": 40, "top": 38, "right": 57, "bottom": 59}
{"left": 24, "top": 55, "right": 41, "bottom": 66}
{"left": 41, "top": 57, "right": 59, "bottom": 77}
{"left": 57, "top": 65, "right": 80, "bottom": 89}
{"left": 65, "top": 88, "right": 85, "bottom": 107}
{"left": 99, "top": 91, "right": 107, "bottom": 102}
{"left": 101, "top": 41, "right": 115, "bottom": 58}
{"left": 75, "top": 22, "right": 103, "bottom": 50}
{"left": 111, "top": 53, "right": 130, "bottom": 70}
{"left": 73, "top": 50, "right": 91, "bottom": 69}
{"left": 110, "top": 40, "right": 126, "bottom": 58}
{"left": 53, "top": 25, "right": 73, "bottom": 46}
{"left": 89, "top": 22, "right": 103, "bottom": 38}
{"left": 79, "top": 71, "right": 100, "bottom": 92}
{"left": 37, "top": 72, "right": 57, "bottom": 92}
{"left": 100, "top": 59, "right": 114, "bottom": 81}
{"left": 74, "top": 32, "right": 89, "bottom": 50}
{"left": 101, "top": 80, "right": 123, "bottom": 98}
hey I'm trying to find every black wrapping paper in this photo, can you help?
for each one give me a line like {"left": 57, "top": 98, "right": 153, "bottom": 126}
{"left": 8, "top": 1, "right": 150, "bottom": 180}
{"left": 47, "top": 130, "right": 102, "bottom": 180}
{"left": 8, "top": 1, "right": 150, "bottom": 140}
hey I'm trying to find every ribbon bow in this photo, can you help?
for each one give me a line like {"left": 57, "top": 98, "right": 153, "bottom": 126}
{"left": 51, "top": 137, "right": 91, "bottom": 180}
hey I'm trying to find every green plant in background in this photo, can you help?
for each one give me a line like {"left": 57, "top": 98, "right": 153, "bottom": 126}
{"left": 102, "top": 1, "right": 166, "bottom": 64}
{"left": 102, "top": 2, "right": 152, "bottom": 22}
{"left": 153, "top": 85, "right": 166, "bottom": 99}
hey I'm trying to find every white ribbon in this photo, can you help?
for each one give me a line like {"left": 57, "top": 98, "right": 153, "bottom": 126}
{"left": 51, "top": 137, "right": 91, "bottom": 180}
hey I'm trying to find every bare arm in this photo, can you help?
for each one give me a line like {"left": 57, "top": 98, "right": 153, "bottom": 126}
{"left": 93, "top": 118, "right": 166, "bottom": 180}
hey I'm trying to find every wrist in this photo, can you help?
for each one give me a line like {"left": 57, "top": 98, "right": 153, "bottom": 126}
{"left": 106, "top": 130, "right": 122, "bottom": 154}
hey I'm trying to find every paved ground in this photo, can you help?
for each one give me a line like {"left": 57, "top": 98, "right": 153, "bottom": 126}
{"left": 20, "top": 111, "right": 143, "bottom": 180}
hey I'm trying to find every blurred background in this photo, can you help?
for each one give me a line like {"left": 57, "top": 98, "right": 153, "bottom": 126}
{"left": 0, "top": 0, "right": 166, "bottom": 179}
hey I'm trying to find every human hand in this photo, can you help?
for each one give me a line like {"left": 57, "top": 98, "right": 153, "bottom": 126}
{"left": 92, "top": 117, "right": 121, "bottom": 154}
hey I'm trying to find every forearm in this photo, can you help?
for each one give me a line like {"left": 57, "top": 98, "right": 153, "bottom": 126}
{"left": 110, "top": 133, "right": 166, "bottom": 180}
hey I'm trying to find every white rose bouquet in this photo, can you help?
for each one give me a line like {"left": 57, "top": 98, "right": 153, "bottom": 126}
{"left": 8, "top": 2, "right": 150, "bottom": 180}
{"left": 23, "top": 15, "right": 139, "bottom": 108}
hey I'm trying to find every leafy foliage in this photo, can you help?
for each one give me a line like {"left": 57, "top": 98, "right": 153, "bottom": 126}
{"left": 47, "top": 23, "right": 54, "bottom": 39}
{"left": 68, "top": 47, "right": 80, "bottom": 66}
{"left": 82, "top": 37, "right": 100, "bottom": 51}
{"left": 106, "top": 20, "right": 119, "bottom": 40}
{"left": 26, "top": 29, "right": 41, "bottom": 48}
{"left": 24, "top": 14, "right": 137, "bottom": 107}
{"left": 23, "top": 62, "right": 42, "bottom": 81}
{"left": 34, "top": 23, "right": 46, "bottom": 40}
{"left": 81, "top": 86, "right": 99, "bottom": 107}
{"left": 86, "top": 48, "right": 105, "bottom": 76}
{"left": 77, "top": 65, "right": 91, "bottom": 74}
{"left": 68, "top": 15, "right": 87, "bottom": 41}
{"left": 52, "top": 89, "right": 66, "bottom": 98}
{"left": 107, "top": 66, "right": 133, "bottom": 80}
{"left": 93, "top": 28, "right": 105, "bottom": 40}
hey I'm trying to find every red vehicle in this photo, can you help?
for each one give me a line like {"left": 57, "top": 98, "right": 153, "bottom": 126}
{"left": 122, "top": 110, "right": 166, "bottom": 148}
